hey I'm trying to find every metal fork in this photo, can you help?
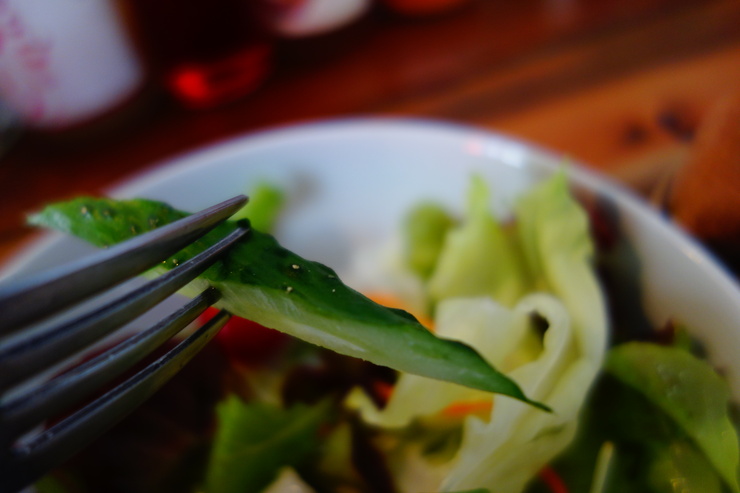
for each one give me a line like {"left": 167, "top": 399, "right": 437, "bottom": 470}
{"left": 0, "top": 195, "right": 250, "bottom": 493}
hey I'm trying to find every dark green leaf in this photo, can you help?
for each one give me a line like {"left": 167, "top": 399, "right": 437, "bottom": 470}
{"left": 203, "top": 396, "right": 329, "bottom": 493}
{"left": 606, "top": 343, "right": 740, "bottom": 491}
{"left": 529, "top": 343, "right": 739, "bottom": 493}
{"left": 29, "top": 197, "right": 548, "bottom": 410}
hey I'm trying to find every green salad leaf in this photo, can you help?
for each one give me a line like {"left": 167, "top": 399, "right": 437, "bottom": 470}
{"left": 427, "top": 174, "right": 530, "bottom": 307}
{"left": 648, "top": 441, "right": 723, "bottom": 493}
{"left": 203, "top": 396, "right": 329, "bottom": 493}
{"left": 348, "top": 173, "right": 608, "bottom": 492}
{"left": 606, "top": 343, "right": 740, "bottom": 492}
{"left": 28, "top": 196, "right": 547, "bottom": 410}
{"left": 403, "top": 202, "right": 455, "bottom": 280}
{"left": 230, "top": 181, "right": 285, "bottom": 233}
{"left": 531, "top": 342, "right": 740, "bottom": 493}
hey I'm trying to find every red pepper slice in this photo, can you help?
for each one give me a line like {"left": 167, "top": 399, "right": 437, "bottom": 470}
{"left": 539, "top": 466, "right": 569, "bottom": 493}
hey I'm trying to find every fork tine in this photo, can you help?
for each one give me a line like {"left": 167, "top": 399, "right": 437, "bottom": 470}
{"left": 0, "top": 195, "right": 252, "bottom": 493}
{"left": 0, "top": 195, "right": 247, "bottom": 336}
{"left": 0, "top": 307, "right": 232, "bottom": 493}
{"left": 0, "top": 222, "right": 250, "bottom": 393}
{"left": 0, "top": 287, "right": 221, "bottom": 449}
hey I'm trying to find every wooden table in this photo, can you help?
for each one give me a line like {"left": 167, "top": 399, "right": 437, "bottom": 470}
{"left": 1, "top": 0, "right": 739, "bottom": 266}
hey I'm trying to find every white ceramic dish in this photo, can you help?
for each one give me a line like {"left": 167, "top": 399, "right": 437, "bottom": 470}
{"left": 4, "top": 117, "right": 740, "bottom": 406}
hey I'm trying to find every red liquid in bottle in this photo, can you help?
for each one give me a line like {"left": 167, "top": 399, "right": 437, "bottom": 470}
{"left": 125, "top": 0, "right": 273, "bottom": 109}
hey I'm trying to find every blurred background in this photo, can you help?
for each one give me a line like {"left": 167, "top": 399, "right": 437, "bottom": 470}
{"left": 0, "top": 0, "right": 738, "bottom": 265}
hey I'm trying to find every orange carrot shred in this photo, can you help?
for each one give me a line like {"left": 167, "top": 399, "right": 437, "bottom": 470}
{"left": 366, "top": 292, "right": 434, "bottom": 330}
{"left": 441, "top": 400, "right": 493, "bottom": 418}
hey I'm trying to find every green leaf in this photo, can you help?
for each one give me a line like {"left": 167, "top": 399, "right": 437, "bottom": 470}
{"left": 539, "top": 342, "right": 739, "bottom": 493}
{"left": 231, "top": 182, "right": 285, "bottom": 233}
{"left": 29, "top": 197, "right": 547, "bottom": 410}
{"left": 350, "top": 174, "right": 606, "bottom": 491}
{"left": 427, "top": 175, "right": 530, "bottom": 307}
{"left": 402, "top": 202, "right": 455, "bottom": 279}
{"left": 203, "top": 396, "right": 328, "bottom": 493}
{"left": 606, "top": 343, "right": 740, "bottom": 492}
{"left": 513, "top": 172, "right": 606, "bottom": 363}
{"left": 648, "top": 441, "right": 723, "bottom": 493}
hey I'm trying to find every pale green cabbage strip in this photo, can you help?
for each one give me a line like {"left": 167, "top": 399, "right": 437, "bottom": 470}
{"left": 347, "top": 173, "right": 608, "bottom": 492}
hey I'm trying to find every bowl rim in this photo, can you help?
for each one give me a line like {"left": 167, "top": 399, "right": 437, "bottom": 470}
{"left": 4, "top": 117, "right": 737, "bottom": 295}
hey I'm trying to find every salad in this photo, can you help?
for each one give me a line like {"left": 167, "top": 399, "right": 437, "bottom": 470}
{"left": 27, "top": 174, "right": 740, "bottom": 493}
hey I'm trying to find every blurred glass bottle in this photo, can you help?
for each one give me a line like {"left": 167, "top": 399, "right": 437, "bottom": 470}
{"left": 124, "top": 0, "right": 274, "bottom": 110}
{"left": 0, "top": 0, "right": 146, "bottom": 131}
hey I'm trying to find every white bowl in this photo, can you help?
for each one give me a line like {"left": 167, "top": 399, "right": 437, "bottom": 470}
{"left": 4, "top": 117, "right": 740, "bottom": 405}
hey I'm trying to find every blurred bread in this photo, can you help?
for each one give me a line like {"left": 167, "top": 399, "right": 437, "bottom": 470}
{"left": 669, "top": 93, "right": 740, "bottom": 244}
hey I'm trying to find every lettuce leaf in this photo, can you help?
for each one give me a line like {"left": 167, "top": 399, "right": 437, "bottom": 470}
{"left": 28, "top": 197, "right": 546, "bottom": 408}
{"left": 348, "top": 173, "right": 608, "bottom": 492}
{"left": 427, "top": 175, "right": 531, "bottom": 307}
{"left": 203, "top": 397, "right": 328, "bottom": 493}
{"left": 403, "top": 202, "right": 455, "bottom": 280}
{"left": 231, "top": 182, "right": 285, "bottom": 233}
{"left": 533, "top": 343, "right": 739, "bottom": 493}
{"left": 606, "top": 343, "right": 740, "bottom": 492}
{"left": 443, "top": 173, "right": 607, "bottom": 491}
